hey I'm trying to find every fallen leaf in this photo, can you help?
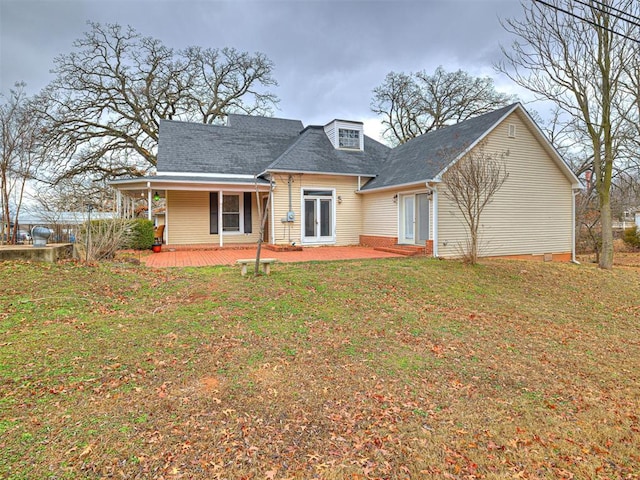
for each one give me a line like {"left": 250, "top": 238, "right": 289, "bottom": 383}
{"left": 265, "top": 468, "right": 278, "bottom": 479}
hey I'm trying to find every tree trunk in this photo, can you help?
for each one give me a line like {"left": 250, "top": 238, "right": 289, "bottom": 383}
{"left": 470, "top": 229, "right": 478, "bottom": 265}
{"left": 598, "top": 187, "right": 614, "bottom": 269}
{"left": 254, "top": 181, "right": 272, "bottom": 276}
{"left": 598, "top": 12, "right": 615, "bottom": 270}
{"left": 1, "top": 171, "right": 10, "bottom": 244}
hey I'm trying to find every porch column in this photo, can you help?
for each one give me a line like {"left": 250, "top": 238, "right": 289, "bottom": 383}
{"left": 147, "top": 182, "right": 152, "bottom": 221}
{"left": 432, "top": 186, "right": 439, "bottom": 257}
{"left": 219, "top": 191, "right": 223, "bottom": 247}
{"left": 116, "top": 190, "right": 122, "bottom": 217}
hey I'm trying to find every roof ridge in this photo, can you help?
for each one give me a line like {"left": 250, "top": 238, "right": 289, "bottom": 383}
{"left": 360, "top": 103, "right": 522, "bottom": 192}
{"left": 265, "top": 129, "right": 311, "bottom": 171}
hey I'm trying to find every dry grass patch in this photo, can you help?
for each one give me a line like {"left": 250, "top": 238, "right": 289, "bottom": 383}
{"left": 0, "top": 257, "right": 638, "bottom": 479}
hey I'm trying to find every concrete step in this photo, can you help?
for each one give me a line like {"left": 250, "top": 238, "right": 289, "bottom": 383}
{"left": 262, "top": 243, "right": 303, "bottom": 252}
{"left": 373, "top": 245, "right": 423, "bottom": 256}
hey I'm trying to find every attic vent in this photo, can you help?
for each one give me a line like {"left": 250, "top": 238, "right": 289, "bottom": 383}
{"left": 508, "top": 124, "right": 517, "bottom": 138}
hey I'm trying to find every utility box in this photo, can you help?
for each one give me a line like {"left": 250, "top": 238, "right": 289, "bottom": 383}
{"left": 31, "top": 226, "right": 52, "bottom": 247}
{"left": 281, "top": 211, "right": 295, "bottom": 223}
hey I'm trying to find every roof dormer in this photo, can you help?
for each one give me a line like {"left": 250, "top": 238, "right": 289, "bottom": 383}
{"left": 324, "top": 120, "right": 364, "bottom": 151}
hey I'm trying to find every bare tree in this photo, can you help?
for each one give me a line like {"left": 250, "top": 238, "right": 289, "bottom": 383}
{"left": 441, "top": 142, "right": 509, "bottom": 265}
{"left": 0, "top": 84, "right": 49, "bottom": 244}
{"left": 44, "top": 22, "right": 279, "bottom": 182}
{"left": 371, "top": 67, "right": 516, "bottom": 145}
{"left": 575, "top": 177, "right": 602, "bottom": 261}
{"left": 618, "top": 40, "right": 640, "bottom": 195}
{"left": 497, "top": 0, "right": 640, "bottom": 269}
{"left": 31, "top": 175, "right": 116, "bottom": 216}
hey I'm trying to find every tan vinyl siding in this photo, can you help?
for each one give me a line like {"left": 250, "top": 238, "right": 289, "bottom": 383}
{"left": 166, "top": 190, "right": 261, "bottom": 245}
{"left": 270, "top": 174, "right": 301, "bottom": 245}
{"left": 437, "top": 111, "right": 574, "bottom": 258}
{"left": 361, "top": 190, "right": 398, "bottom": 237}
{"left": 270, "top": 174, "right": 362, "bottom": 246}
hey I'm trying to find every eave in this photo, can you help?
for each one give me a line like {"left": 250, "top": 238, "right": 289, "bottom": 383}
{"left": 110, "top": 175, "right": 271, "bottom": 197}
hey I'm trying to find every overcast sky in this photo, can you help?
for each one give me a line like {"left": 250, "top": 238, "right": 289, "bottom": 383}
{"left": 1, "top": 0, "right": 529, "bottom": 141}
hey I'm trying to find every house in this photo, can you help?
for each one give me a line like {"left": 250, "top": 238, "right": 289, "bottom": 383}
{"left": 111, "top": 103, "right": 581, "bottom": 261}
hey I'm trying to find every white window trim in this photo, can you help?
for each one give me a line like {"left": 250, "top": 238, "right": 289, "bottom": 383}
{"left": 300, "top": 187, "right": 336, "bottom": 245}
{"left": 395, "top": 188, "right": 433, "bottom": 246}
{"left": 222, "top": 192, "right": 244, "bottom": 234}
{"left": 338, "top": 128, "right": 361, "bottom": 150}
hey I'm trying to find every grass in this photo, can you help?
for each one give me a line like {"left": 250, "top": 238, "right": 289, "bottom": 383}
{"left": 0, "top": 256, "right": 639, "bottom": 479}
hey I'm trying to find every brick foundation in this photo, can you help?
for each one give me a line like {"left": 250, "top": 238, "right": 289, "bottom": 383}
{"left": 359, "top": 235, "right": 398, "bottom": 248}
{"left": 425, "top": 240, "right": 433, "bottom": 256}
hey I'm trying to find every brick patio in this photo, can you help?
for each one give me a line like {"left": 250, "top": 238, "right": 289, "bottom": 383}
{"left": 143, "top": 245, "right": 404, "bottom": 268}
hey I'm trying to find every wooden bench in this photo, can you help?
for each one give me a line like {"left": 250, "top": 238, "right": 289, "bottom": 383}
{"left": 236, "top": 258, "right": 278, "bottom": 276}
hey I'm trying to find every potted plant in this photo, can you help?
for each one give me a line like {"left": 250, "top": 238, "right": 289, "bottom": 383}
{"left": 152, "top": 240, "right": 162, "bottom": 253}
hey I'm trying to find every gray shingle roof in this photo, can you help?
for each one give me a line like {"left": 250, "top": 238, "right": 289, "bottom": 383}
{"left": 266, "top": 126, "right": 389, "bottom": 176}
{"left": 157, "top": 118, "right": 301, "bottom": 175}
{"left": 227, "top": 114, "right": 303, "bottom": 135}
{"left": 361, "top": 103, "right": 518, "bottom": 190}
{"left": 156, "top": 104, "right": 522, "bottom": 189}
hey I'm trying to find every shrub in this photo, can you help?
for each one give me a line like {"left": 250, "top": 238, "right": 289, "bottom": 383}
{"left": 129, "top": 219, "right": 154, "bottom": 250}
{"left": 75, "top": 219, "right": 135, "bottom": 261}
{"left": 622, "top": 226, "right": 640, "bottom": 250}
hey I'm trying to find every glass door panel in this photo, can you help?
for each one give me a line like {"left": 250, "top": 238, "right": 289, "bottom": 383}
{"left": 417, "top": 193, "right": 429, "bottom": 243}
{"left": 404, "top": 195, "right": 414, "bottom": 240}
{"left": 304, "top": 199, "right": 316, "bottom": 237}
{"left": 320, "top": 199, "right": 331, "bottom": 237}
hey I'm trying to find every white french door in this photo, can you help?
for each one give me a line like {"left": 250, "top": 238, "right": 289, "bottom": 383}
{"left": 400, "top": 193, "right": 430, "bottom": 245}
{"left": 302, "top": 189, "right": 335, "bottom": 244}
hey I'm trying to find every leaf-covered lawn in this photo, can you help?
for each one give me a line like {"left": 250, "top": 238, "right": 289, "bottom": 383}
{"left": 0, "top": 257, "right": 639, "bottom": 479}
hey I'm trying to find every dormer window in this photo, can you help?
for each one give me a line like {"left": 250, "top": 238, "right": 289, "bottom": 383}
{"left": 339, "top": 128, "right": 360, "bottom": 149}
{"left": 324, "top": 119, "right": 364, "bottom": 151}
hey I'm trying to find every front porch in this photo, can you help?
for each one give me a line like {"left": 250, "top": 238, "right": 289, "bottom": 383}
{"left": 110, "top": 177, "right": 272, "bottom": 247}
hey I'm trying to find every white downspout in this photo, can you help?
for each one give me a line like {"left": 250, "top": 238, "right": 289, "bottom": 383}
{"left": 426, "top": 182, "right": 439, "bottom": 258}
{"left": 572, "top": 189, "right": 580, "bottom": 264}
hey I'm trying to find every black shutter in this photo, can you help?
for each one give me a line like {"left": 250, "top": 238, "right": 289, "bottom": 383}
{"left": 210, "top": 192, "right": 218, "bottom": 234}
{"left": 244, "top": 192, "right": 252, "bottom": 233}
